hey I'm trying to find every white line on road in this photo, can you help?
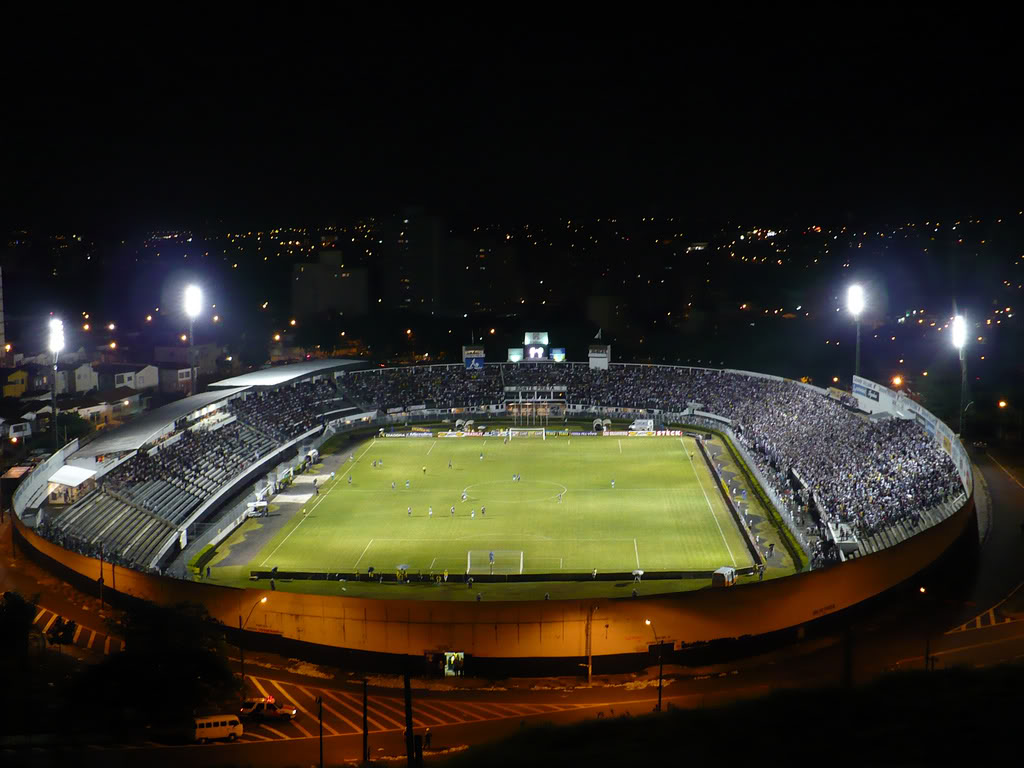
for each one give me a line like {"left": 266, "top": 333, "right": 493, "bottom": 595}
{"left": 43, "top": 613, "right": 58, "bottom": 632}
{"left": 73, "top": 625, "right": 82, "bottom": 644}
{"left": 295, "top": 686, "right": 344, "bottom": 734}
{"left": 87, "top": 630, "right": 96, "bottom": 649}
{"left": 260, "top": 724, "right": 290, "bottom": 740}
{"left": 34, "top": 608, "right": 46, "bottom": 623}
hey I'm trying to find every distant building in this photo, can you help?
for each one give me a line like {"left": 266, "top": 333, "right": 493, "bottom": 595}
{"left": 1, "top": 367, "right": 28, "bottom": 398}
{"left": 72, "top": 362, "right": 98, "bottom": 394}
{"left": 154, "top": 343, "right": 219, "bottom": 376}
{"left": 58, "top": 386, "right": 143, "bottom": 427}
{"left": 158, "top": 366, "right": 192, "bottom": 395}
{"left": 291, "top": 251, "right": 369, "bottom": 318}
{"left": 94, "top": 363, "right": 159, "bottom": 392}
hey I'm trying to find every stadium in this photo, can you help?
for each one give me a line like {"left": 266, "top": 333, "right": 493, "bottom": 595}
{"left": 9, "top": 337, "right": 975, "bottom": 671}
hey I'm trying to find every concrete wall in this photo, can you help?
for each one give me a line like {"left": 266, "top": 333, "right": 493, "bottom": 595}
{"left": 12, "top": 495, "right": 972, "bottom": 659}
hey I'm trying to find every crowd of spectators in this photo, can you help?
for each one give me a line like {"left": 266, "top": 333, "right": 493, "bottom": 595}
{"left": 231, "top": 379, "right": 337, "bottom": 441}
{"left": 342, "top": 363, "right": 963, "bottom": 537}
{"left": 35, "top": 515, "right": 166, "bottom": 574}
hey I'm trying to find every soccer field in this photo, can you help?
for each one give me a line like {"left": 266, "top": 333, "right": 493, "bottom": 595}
{"left": 242, "top": 434, "right": 754, "bottom": 578}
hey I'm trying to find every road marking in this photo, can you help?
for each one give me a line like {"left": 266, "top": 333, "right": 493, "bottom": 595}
{"left": 297, "top": 686, "right": 356, "bottom": 734}
{"left": 43, "top": 613, "right": 58, "bottom": 633}
{"left": 988, "top": 453, "right": 1024, "bottom": 491}
{"left": 347, "top": 692, "right": 407, "bottom": 728}
{"left": 261, "top": 440, "right": 375, "bottom": 567}
{"left": 104, "top": 636, "right": 111, "bottom": 654}
{"left": 34, "top": 608, "right": 46, "bottom": 623}
{"left": 426, "top": 440, "right": 436, "bottom": 456}
{"left": 240, "top": 732, "right": 272, "bottom": 741}
{"left": 292, "top": 686, "right": 342, "bottom": 734}
{"left": 73, "top": 625, "right": 82, "bottom": 644}
{"left": 321, "top": 689, "right": 389, "bottom": 731}
{"left": 250, "top": 676, "right": 272, "bottom": 698}
{"left": 684, "top": 438, "right": 737, "bottom": 567}
{"left": 88, "top": 630, "right": 96, "bottom": 649}
{"left": 269, "top": 681, "right": 312, "bottom": 737}
{"left": 353, "top": 539, "right": 374, "bottom": 569}
{"left": 415, "top": 699, "right": 482, "bottom": 724}
{"left": 634, "top": 538, "right": 640, "bottom": 569}
{"left": 260, "top": 724, "right": 290, "bottom": 739}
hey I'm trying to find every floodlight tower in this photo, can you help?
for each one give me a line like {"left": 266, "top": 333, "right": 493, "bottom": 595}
{"left": 48, "top": 318, "right": 64, "bottom": 453}
{"left": 952, "top": 315, "right": 967, "bottom": 436}
{"left": 184, "top": 285, "right": 202, "bottom": 396}
{"left": 847, "top": 284, "right": 865, "bottom": 378}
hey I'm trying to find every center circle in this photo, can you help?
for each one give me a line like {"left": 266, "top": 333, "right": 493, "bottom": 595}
{"left": 463, "top": 480, "right": 567, "bottom": 504}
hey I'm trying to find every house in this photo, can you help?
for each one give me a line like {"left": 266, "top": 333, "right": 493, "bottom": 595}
{"left": 22, "top": 363, "right": 53, "bottom": 391}
{"left": 71, "top": 362, "right": 98, "bottom": 394}
{"left": 158, "top": 366, "right": 192, "bottom": 394}
{"left": 94, "top": 363, "right": 158, "bottom": 392}
{"left": 1, "top": 368, "right": 28, "bottom": 398}
{"left": 58, "top": 387, "right": 143, "bottom": 427}
{"left": 154, "top": 342, "right": 220, "bottom": 376}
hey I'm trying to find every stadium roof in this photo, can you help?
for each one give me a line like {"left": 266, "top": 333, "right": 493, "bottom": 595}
{"left": 70, "top": 387, "right": 247, "bottom": 459}
{"left": 208, "top": 359, "right": 365, "bottom": 389}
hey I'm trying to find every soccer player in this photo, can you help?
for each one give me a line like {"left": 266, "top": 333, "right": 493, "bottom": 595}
{"left": 558, "top": 493, "right": 562, "bottom": 503}
{"left": 471, "top": 510, "right": 475, "bottom": 519}
{"left": 481, "top": 506, "right": 486, "bottom": 516}
{"left": 392, "top": 481, "right": 396, "bottom": 491}
{"left": 450, "top": 505, "right": 455, "bottom": 517}
{"left": 405, "top": 480, "right": 410, "bottom": 489}
{"left": 372, "top": 460, "right": 376, "bottom": 468}
{"left": 479, "top": 452, "right": 483, "bottom": 461}
{"left": 461, "top": 490, "right": 467, "bottom": 502}
{"left": 407, "top": 507, "right": 412, "bottom": 517}
{"left": 448, "top": 458, "right": 452, "bottom": 469}
{"left": 611, "top": 479, "right": 615, "bottom": 489}
{"left": 428, "top": 506, "right": 433, "bottom": 518}
{"left": 348, "top": 475, "right": 352, "bottom": 485}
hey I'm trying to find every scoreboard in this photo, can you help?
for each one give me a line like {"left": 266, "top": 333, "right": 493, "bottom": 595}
{"left": 509, "top": 332, "right": 564, "bottom": 362}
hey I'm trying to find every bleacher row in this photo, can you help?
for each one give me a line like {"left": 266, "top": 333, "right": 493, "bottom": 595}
{"left": 844, "top": 497, "right": 964, "bottom": 560}
{"left": 40, "top": 378, "right": 349, "bottom": 573}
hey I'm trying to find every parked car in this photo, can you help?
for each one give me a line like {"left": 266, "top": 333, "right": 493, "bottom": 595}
{"left": 239, "top": 696, "right": 297, "bottom": 721}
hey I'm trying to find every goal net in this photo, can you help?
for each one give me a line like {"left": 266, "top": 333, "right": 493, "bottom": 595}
{"left": 508, "top": 428, "right": 545, "bottom": 440}
{"left": 467, "top": 549, "right": 524, "bottom": 575}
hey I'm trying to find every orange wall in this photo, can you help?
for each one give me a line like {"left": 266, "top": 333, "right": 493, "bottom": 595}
{"left": 14, "top": 497, "right": 973, "bottom": 658}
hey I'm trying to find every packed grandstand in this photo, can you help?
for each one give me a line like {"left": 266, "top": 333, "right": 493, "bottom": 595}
{"left": 30, "top": 361, "right": 964, "bottom": 578}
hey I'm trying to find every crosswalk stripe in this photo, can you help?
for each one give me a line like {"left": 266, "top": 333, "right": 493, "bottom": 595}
{"left": 457, "top": 701, "right": 520, "bottom": 719}
{"left": 87, "top": 630, "right": 96, "bottom": 649}
{"left": 369, "top": 695, "right": 425, "bottom": 727}
{"left": 72, "top": 625, "right": 83, "bottom": 644}
{"left": 240, "top": 732, "right": 272, "bottom": 742}
{"left": 268, "top": 681, "right": 312, "bottom": 737}
{"left": 104, "top": 636, "right": 111, "bottom": 654}
{"left": 415, "top": 699, "right": 480, "bottom": 725}
{"left": 249, "top": 676, "right": 272, "bottom": 698}
{"left": 43, "top": 613, "right": 59, "bottom": 633}
{"left": 259, "top": 724, "right": 290, "bottom": 740}
{"left": 322, "top": 689, "right": 391, "bottom": 731}
{"left": 34, "top": 609, "right": 47, "bottom": 623}
{"left": 292, "top": 686, "right": 342, "bottom": 735}
{"left": 297, "top": 686, "right": 355, "bottom": 734}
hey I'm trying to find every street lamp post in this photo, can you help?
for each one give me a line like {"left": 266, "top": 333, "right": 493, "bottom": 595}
{"left": 586, "top": 604, "right": 599, "bottom": 683}
{"left": 645, "top": 619, "right": 663, "bottom": 712}
{"left": 184, "top": 285, "right": 202, "bottom": 397}
{"left": 952, "top": 315, "right": 967, "bottom": 436}
{"left": 48, "top": 318, "right": 64, "bottom": 453}
{"left": 239, "top": 595, "right": 267, "bottom": 683}
{"left": 847, "top": 285, "right": 865, "bottom": 379}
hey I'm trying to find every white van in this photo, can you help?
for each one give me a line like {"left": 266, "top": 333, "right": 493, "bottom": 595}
{"left": 193, "top": 714, "right": 243, "bottom": 743}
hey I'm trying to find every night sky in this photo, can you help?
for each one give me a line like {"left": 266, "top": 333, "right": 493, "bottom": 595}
{"left": 3, "top": 18, "right": 1019, "bottom": 232}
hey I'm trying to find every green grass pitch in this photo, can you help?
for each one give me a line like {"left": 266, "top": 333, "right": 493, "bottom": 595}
{"left": 246, "top": 435, "right": 753, "bottom": 577}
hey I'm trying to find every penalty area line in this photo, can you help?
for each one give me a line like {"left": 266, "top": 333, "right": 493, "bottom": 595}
{"left": 353, "top": 539, "right": 374, "bottom": 569}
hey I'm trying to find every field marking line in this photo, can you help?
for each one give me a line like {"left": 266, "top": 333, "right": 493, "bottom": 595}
{"left": 560, "top": 557, "right": 563, "bottom": 569}
{"left": 467, "top": 551, "right": 471, "bottom": 574}
{"left": 989, "top": 453, "right": 1024, "bottom": 491}
{"left": 429, "top": 556, "right": 437, "bottom": 569}
{"left": 634, "top": 538, "right": 640, "bottom": 569}
{"left": 353, "top": 539, "right": 374, "bottom": 569}
{"left": 426, "top": 440, "right": 436, "bottom": 455}
{"left": 261, "top": 440, "right": 375, "bottom": 567}
{"left": 683, "top": 438, "right": 737, "bottom": 567}
{"left": 520, "top": 551, "right": 524, "bottom": 574}
{"left": 618, "top": 439, "right": 622, "bottom": 454}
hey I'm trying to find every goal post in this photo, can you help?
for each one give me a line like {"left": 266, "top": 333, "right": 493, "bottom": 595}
{"left": 467, "top": 549, "right": 524, "bottom": 575}
{"left": 508, "top": 427, "right": 545, "bottom": 440}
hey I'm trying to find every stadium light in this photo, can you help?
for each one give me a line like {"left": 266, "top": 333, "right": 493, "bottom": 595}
{"left": 999, "top": 400, "right": 1008, "bottom": 409}
{"left": 48, "top": 318, "right": 64, "bottom": 453}
{"left": 183, "top": 285, "right": 203, "bottom": 397}
{"left": 952, "top": 314, "right": 967, "bottom": 436}
{"left": 847, "top": 285, "right": 865, "bottom": 377}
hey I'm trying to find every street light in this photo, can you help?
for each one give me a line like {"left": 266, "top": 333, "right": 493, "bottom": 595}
{"left": 644, "top": 619, "right": 664, "bottom": 712}
{"left": 952, "top": 314, "right": 967, "bottom": 435}
{"left": 48, "top": 318, "right": 64, "bottom": 453}
{"left": 847, "top": 284, "right": 865, "bottom": 378}
{"left": 184, "top": 285, "right": 202, "bottom": 396}
{"left": 239, "top": 596, "right": 267, "bottom": 683}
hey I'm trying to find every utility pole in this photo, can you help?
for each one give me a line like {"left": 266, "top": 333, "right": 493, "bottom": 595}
{"left": 403, "top": 668, "right": 415, "bottom": 767}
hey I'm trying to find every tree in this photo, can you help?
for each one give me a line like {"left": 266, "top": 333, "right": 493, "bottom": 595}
{"left": 0, "top": 591, "right": 37, "bottom": 660}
